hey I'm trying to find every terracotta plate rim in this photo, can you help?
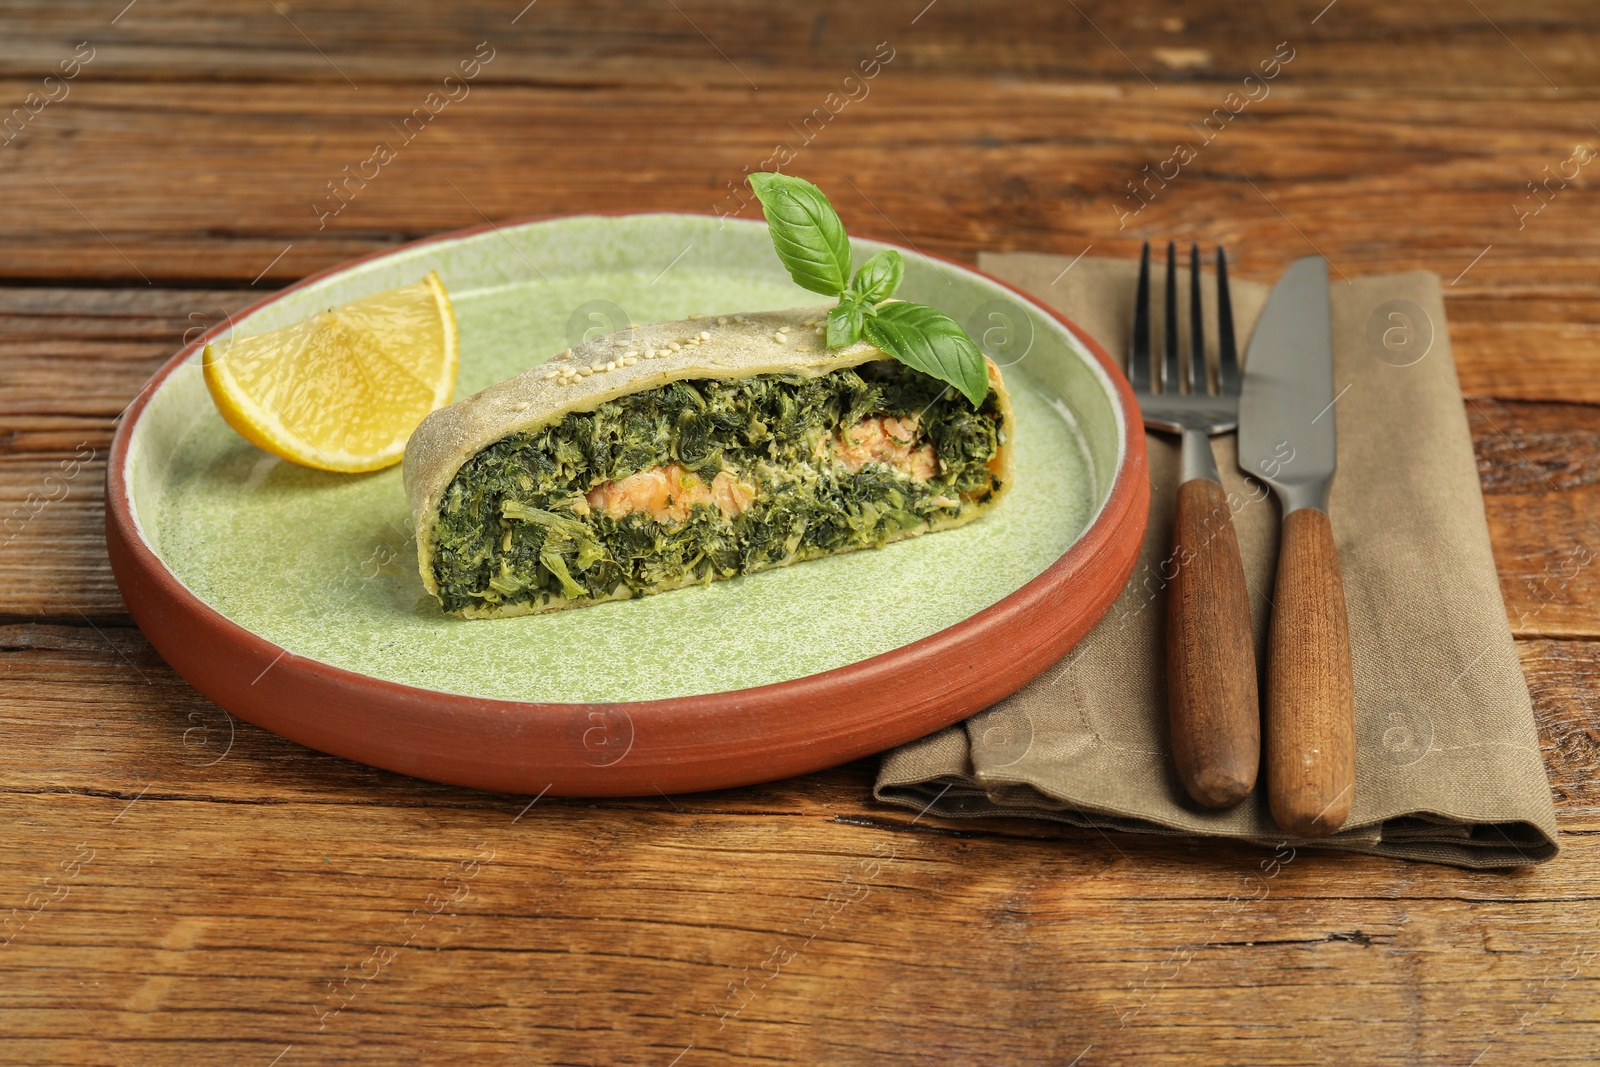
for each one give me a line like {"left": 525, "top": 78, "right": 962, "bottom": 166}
{"left": 104, "top": 211, "right": 1149, "bottom": 796}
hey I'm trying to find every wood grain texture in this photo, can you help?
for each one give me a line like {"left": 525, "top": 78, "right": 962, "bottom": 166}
{"left": 1520, "top": 638, "right": 1600, "bottom": 820}
{"left": 4, "top": 76, "right": 1600, "bottom": 405}
{"left": 0, "top": 79, "right": 1597, "bottom": 306}
{"left": 2, "top": 628, "right": 1599, "bottom": 1066}
{"left": 1471, "top": 399, "right": 1600, "bottom": 639}
{"left": 3, "top": 0, "right": 1600, "bottom": 1062}
{"left": 1265, "top": 508, "right": 1356, "bottom": 838}
{"left": 1166, "top": 476, "right": 1260, "bottom": 808}
{"left": 1, "top": 0, "right": 1596, "bottom": 90}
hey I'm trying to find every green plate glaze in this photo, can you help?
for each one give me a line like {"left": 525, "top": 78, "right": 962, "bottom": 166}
{"left": 123, "top": 215, "right": 1124, "bottom": 705}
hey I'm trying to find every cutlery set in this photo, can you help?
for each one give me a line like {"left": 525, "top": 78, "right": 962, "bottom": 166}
{"left": 1131, "top": 242, "right": 1355, "bottom": 837}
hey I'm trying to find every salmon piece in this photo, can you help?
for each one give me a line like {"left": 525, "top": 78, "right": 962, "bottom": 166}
{"left": 834, "top": 415, "right": 938, "bottom": 481}
{"left": 586, "top": 463, "right": 755, "bottom": 523}
{"left": 710, "top": 470, "right": 757, "bottom": 517}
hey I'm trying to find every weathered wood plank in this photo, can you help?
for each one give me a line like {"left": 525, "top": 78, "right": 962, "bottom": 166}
{"left": 1473, "top": 400, "right": 1600, "bottom": 638}
{"left": 0, "top": 630, "right": 1596, "bottom": 1066}
{"left": 3, "top": 626, "right": 1590, "bottom": 823}
{"left": 3, "top": 73, "right": 1600, "bottom": 399}
{"left": 0, "top": 0, "right": 1595, "bottom": 91}
{"left": 0, "top": 288, "right": 256, "bottom": 437}
{"left": 0, "top": 455, "right": 122, "bottom": 622}
{"left": 1520, "top": 637, "right": 1600, "bottom": 816}
{"left": 2, "top": 80, "right": 1599, "bottom": 299}
{"left": 1452, "top": 296, "right": 1600, "bottom": 403}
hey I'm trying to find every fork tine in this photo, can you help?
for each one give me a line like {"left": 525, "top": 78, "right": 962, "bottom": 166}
{"left": 1188, "top": 242, "right": 1207, "bottom": 396}
{"left": 1162, "top": 241, "right": 1180, "bottom": 394}
{"left": 1216, "top": 246, "right": 1241, "bottom": 394}
{"left": 1128, "top": 241, "right": 1151, "bottom": 393}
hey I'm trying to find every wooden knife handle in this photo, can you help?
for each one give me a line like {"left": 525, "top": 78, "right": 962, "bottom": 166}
{"left": 1265, "top": 507, "right": 1355, "bottom": 837}
{"left": 1166, "top": 477, "right": 1260, "bottom": 809}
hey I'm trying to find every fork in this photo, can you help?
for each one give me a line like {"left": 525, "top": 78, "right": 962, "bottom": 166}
{"left": 1130, "top": 241, "right": 1260, "bottom": 810}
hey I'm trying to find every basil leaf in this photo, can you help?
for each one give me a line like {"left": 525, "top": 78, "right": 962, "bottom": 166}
{"left": 826, "top": 301, "right": 865, "bottom": 349}
{"left": 863, "top": 301, "right": 991, "bottom": 408}
{"left": 747, "top": 173, "right": 852, "bottom": 298}
{"left": 849, "top": 249, "right": 904, "bottom": 305}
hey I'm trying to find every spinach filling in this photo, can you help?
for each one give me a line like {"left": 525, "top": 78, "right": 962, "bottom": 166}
{"left": 431, "top": 361, "right": 1004, "bottom": 614}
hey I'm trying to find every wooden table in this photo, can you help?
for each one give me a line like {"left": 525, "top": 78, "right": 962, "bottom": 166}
{"left": 4, "top": 2, "right": 1598, "bottom": 1063}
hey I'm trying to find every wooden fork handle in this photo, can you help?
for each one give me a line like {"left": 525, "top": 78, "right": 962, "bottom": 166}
{"left": 1265, "top": 507, "right": 1355, "bottom": 838}
{"left": 1166, "top": 476, "right": 1260, "bottom": 809}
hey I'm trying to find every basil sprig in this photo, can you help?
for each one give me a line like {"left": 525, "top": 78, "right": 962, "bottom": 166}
{"left": 747, "top": 173, "right": 990, "bottom": 407}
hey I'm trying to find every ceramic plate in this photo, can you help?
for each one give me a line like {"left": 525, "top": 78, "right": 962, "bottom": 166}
{"left": 106, "top": 213, "right": 1147, "bottom": 795}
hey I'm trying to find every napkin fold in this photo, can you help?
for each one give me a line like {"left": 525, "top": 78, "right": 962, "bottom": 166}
{"left": 875, "top": 253, "right": 1559, "bottom": 868}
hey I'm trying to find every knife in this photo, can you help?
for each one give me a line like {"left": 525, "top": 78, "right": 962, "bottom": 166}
{"left": 1237, "top": 255, "right": 1355, "bottom": 838}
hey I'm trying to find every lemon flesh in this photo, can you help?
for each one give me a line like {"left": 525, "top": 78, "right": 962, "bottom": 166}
{"left": 203, "top": 272, "right": 458, "bottom": 472}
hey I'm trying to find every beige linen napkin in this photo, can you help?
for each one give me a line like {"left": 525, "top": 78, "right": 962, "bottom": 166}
{"left": 875, "top": 253, "right": 1559, "bottom": 868}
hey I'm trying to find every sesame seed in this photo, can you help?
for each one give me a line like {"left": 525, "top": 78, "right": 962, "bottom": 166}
{"left": 542, "top": 370, "right": 559, "bottom": 379}
{"left": 773, "top": 332, "right": 787, "bottom": 343}
{"left": 625, "top": 350, "right": 639, "bottom": 358}
{"left": 689, "top": 313, "right": 704, "bottom": 320}
{"left": 628, "top": 323, "right": 640, "bottom": 329}
{"left": 698, "top": 330, "right": 710, "bottom": 341}
{"left": 669, "top": 342, "right": 681, "bottom": 351}
{"left": 579, "top": 367, "right": 594, "bottom": 376}
{"left": 514, "top": 401, "right": 531, "bottom": 411}
{"left": 605, "top": 361, "right": 616, "bottom": 371}
{"left": 622, "top": 356, "right": 638, "bottom": 366}
{"left": 716, "top": 317, "right": 728, "bottom": 325}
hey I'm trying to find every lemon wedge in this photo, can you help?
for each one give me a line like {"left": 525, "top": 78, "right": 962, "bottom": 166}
{"left": 203, "top": 272, "right": 458, "bottom": 472}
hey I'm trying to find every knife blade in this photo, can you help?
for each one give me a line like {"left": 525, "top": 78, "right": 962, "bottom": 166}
{"left": 1238, "top": 255, "right": 1355, "bottom": 839}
